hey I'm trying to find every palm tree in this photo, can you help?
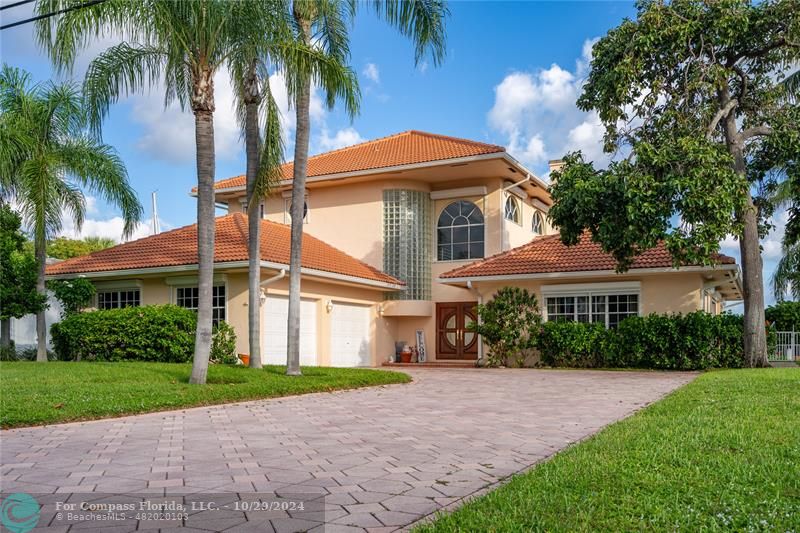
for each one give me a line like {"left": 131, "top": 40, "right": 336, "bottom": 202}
{"left": 36, "top": 0, "right": 278, "bottom": 383}
{"left": 0, "top": 65, "right": 142, "bottom": 361}
{"left": 229, "top": 9, "right": 361, "bottom": 368}
{"left": 285, "top": 0, "right": 448, "bottom": 375}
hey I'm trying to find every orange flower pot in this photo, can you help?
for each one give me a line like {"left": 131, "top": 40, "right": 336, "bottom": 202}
{"left": 239, "top": 354, "right": 250, "bottom": 366}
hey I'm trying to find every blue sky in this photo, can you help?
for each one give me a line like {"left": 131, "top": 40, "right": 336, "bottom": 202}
{"left": 0, "top": 1, "right": 783, "bottom": 306}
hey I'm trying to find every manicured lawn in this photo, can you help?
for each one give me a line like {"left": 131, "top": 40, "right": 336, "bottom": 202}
{"left": 416, "top": 368, "right": 800, "bottom": 532}
{"left": 0, "top": 362, "right": 410, "bottom": 428}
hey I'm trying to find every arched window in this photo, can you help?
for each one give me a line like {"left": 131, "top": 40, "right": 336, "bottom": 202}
{"left": 532, "top": 211, "right": 544, "bottom": 236}
{"left": 504, "top": 195, "right": 521, "bottom": 224}
{"left": 437, "top": 200, "right": 484, "bottom": 261}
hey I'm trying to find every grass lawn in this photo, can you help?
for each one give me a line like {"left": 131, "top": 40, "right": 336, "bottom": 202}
{"left": 0, "top": 362, "right": 410, "bottom": 428}
{"left": 416, "top": 368, "right": 800, "bottom": 532}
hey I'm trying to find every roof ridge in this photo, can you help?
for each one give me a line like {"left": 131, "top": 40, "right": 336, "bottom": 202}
{"left": 406, "top": 130, "right": 506, "bottom": 151}
{"left": 301, "top": 130, "right": 415, "bottom": 159}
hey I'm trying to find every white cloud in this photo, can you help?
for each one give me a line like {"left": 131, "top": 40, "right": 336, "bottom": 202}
{"left": 362, "top": 63, "right": 380, "bottom": 84}
{"left": 418, "top": 61, "right": 429, "bottom": 74}
{"left": 131, "top": 70, "right": 240, "bottom": 164}
{"left": 58, "top": 214, "right": 159, "bottom": 243}
{"left": 722, "top": 209, "right": 787, "bottom": 262}
{"left": 487, "top": 38, "right": 609, "bottom": 171}
{"left": 317, "top": 127, "right": 364, "bottom": 152}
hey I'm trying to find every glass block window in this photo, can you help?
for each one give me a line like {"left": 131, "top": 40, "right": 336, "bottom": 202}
{"left": 176, "top": 285, "right": 226, "bottom": 324}
{"left": 436, "top": 200, "right": 484, "bottom": 261}
{"left": 504, "top": 195, "right": 521, "bottom": 224}
{"left": 545, "top": 292, "right": 638, "bottom": 328}
{"left": 97, "top": 289, "right": 140, "bottom": 310}
{"left": 383, "top": 190, "right": 432, "bottom": 300}
{"left": 532, "top": 211, "right": 544, "bottom": 235}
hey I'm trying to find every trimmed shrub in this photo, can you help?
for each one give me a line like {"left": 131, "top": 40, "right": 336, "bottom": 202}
{"left": 210, "top": 321, "right": 238, "bottom": 365}
{"left": 765, "top": 301, "right": 800, "bottom": 330}
{"left": 51, "top": 305, "right": 197, "bottom": 362}
{"left": 538, "top": 321, "right": 611, "bottom": 368}
{"left": 539, "top": 312, "right": 752, "bottom": 370}
{"left": 471, "top": 287, "right": 541, "bottom": 367}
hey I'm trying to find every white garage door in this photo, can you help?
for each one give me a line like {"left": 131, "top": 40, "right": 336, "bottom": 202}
{"left": 330, "top": 303, "right": 372, "bottom": 367}
{"left": 262, "top": 296, "right": 317, "bottom": 366}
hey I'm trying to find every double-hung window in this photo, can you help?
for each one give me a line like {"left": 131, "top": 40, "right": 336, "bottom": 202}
{"left": 175, "top": 285, "right": 226, "bottom": 325}
{"left": 543, "top": 283, "right": 640, "bottom": 328}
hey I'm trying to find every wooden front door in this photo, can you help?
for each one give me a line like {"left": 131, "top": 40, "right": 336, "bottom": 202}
{"left": 436, "top": 302, "right": 478, "bottom": 359}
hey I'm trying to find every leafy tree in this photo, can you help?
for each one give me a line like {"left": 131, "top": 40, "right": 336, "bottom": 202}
{"left": 765, "top": 300, "right": 800, "bottom": 330}
{"left": 549, "top": 0, "right": 800, "bottom": 367}
{"left": 47, "top": 278, "right": 96, "bottom": 317}
{"left": 469, "top": 287, "right": 541, "bottom": 367}
{"left": 0, "top": 203, "right": 47, "bottom": 349}
{"left": 285, "top": 0, "right": 448, "bottom": 375}
{"left": 37, "top": 0, "right": 288, "bottom": 383}
{"left": 47, "top": 236, "right": 115, "bottom": 259}
{"left": 0, "top": 66, "right": 141, "bottom": 362}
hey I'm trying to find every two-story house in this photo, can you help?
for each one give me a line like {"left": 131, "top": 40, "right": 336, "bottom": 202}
{"left": 46, "top": 131, "right": 742, "bottom": 366}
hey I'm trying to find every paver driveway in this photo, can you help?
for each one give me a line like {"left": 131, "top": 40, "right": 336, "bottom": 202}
{"left": 1, "top": 368, "right": 695, "bottom": 532}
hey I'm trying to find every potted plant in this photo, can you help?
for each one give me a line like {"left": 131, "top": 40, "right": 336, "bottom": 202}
{"left": 399, "top": 344, "right": 413, "bottom": 363}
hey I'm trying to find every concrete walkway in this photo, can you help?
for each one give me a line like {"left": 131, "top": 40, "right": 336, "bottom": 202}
{"left": 1, "top": 369, "right": 695, "bottom": 532}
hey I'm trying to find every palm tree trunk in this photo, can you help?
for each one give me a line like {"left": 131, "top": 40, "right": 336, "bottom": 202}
{"left": 724, "top": 112, "right": 767, "bottom": 367}
{"left": 35, "top": 235, "right": 47, "bottom": 362}
{"left": 245, "top": 64, "right": 263, "bottom": 369}
{"left": 286, "top": 15, "right": 312, "bottom": 377}
{"left": 190, "top": 107, "right": 216, "bottom": 385}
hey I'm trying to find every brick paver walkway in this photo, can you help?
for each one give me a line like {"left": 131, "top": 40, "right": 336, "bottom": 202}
{"left": 1, "top": 369, "right": 695, "bottom": 532}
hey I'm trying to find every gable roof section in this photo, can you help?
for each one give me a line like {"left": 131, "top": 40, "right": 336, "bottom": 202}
{"left": 439, "top": 232, "right": 736, "bottom": 280}
{"left": 46, "top": 213, "right": 402, "bottom": 287}
{"left": 207, "top": 130, "right": 506, "bottom": 191}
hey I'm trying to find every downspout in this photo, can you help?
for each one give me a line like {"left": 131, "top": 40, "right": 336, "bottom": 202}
{"left": 259, "top": 268, "right": 287, "bottom": 302}
{"left": 466, "top": 280, "right": 484, "bottom": 366}
{"left": 501, "top": 174, "right": 532, "bottom": 252}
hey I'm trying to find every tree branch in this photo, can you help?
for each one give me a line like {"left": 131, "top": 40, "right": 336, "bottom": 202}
{"left": 706, "top": 98, "right": 738, "bottom": 140}
{"left": 741, "top": 125, "right": 773, "bottom": 141}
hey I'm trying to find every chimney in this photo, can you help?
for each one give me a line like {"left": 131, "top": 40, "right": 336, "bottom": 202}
{"left": 547, "top": 159, "right": 565, "bottom": 188}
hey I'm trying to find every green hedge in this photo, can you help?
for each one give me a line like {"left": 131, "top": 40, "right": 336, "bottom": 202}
{"left": 51, "top": 305, "right": 197, "bottom": 362}
{"left": 539, "top": 312, "right": 751, "bottom": 370}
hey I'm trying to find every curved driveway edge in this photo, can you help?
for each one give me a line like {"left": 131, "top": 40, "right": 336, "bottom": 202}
{"left": 1, "top": 369, "right": 696, "bottom": 532}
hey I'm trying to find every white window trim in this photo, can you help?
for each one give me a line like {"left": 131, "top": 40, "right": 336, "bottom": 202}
{"left": 531, "top": 210, "right": 544, "bottom": 235}
{"left": 95, "top": 287, "right": 142, "bottom": 309}
{"left": 171, "top": 282, "right": 229, "bottom": 323}
{"left": 541, "top": 282, "right": 641, "bottom": 327}
{"left": 284, "top": 197, "right": 310, "bottom": 224}
{"left": 503, "top": 194, "right": 522, "bottom": 226}
{"left": 435, "top": 199, "right": 486, "bottom": 263}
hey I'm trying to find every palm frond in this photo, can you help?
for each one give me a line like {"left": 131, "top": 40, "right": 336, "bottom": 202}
{"left": 82, "top": 42, "right": 168, "bottom": 134}
{"left": 370, "top": 0, "right": 449, "bottom": 67}
{"left": 254, "top": 78, "right": 285, "bottom": 200}
{"left": 772, "top": 241, "right": 800, "bottom": 301}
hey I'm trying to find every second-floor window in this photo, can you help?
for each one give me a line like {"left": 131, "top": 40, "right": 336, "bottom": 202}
{"left": 437, "top": 200, "right": 484, "bottom": 261}
{"left": 532, "top": 211, "right": 544, "bottom": 236}
{"left": 504, "top": 195, "right": 521, "bottom": 224}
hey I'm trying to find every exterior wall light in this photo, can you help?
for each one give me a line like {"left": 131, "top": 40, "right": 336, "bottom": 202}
{"left": 326, "top": 300, "right": 334, "bottom": 313}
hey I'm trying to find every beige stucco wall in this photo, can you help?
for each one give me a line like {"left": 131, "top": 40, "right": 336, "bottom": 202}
{"left": 87, "top": 269, "right": 390, "bottom": 366}
{"left": 467, "top": 271, "right": 705, "bottom": 316}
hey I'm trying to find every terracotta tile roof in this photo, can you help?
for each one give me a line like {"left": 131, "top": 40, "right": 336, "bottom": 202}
{"left": 440, "top": 231, "right": 736, "bottom": 279}
{"left": 206, "top": 130, "right": 506, "bottom": 191}
{"left": 46, "top": 213, "right": 403, "bottom": 286}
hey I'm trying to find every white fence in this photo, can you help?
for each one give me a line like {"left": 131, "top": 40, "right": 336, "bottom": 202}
{"left": 770, "top": 331, "right": 800, "bottom": 362}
